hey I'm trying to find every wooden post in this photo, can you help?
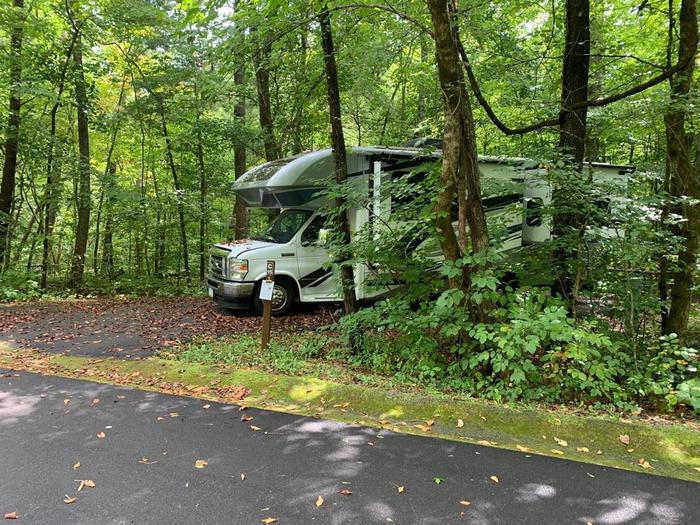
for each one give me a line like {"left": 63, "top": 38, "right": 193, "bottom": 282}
{"left": 260, "top": 260, "right": 275, "bottom": 349}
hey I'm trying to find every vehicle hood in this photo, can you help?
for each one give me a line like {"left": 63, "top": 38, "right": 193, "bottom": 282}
{"left": 213, "top": 239, "right": 279, "bottom": 259}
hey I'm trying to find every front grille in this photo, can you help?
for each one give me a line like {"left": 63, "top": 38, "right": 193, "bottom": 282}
{"left": 209, "top": 254, "right": 226, "bottom": 279}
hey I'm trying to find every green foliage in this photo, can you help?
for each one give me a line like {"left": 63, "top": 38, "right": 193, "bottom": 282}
{"left": 0, "top": 270, "right": 43, "bottom": 302}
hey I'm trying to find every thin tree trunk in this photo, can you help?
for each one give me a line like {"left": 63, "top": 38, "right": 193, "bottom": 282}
{"left": 68, "top": 32, "right": 91, "bottom": 290}
{"left": 318, "top": 4, "right": 358, "bottom": 317}
{"left": 664, "top": 0, "right": 698, "bottom": 336}
{"left": 158, "top": 104, "right": 190, "bottom": 280}
{"left": 426, "top": 0, "right": 490, "bottom": 322}
{"left": 0, "top": 0, "right": 25, "bottom": 269}
{"left": 254, "top": 37, "right": 280, "bottom": 161}
{"left": 233, "top": 66, "right": 248, "bottom": 239}
{"left": 101, "top": 161, "right": 116, "bottom": 279}
{"left": 195, "top": 86, "right": 207, "bottom": 282}
{"left": 93, "top": 76, "right": 127, "bottom": 276}
{"left": 41, "top": 28, "right": 79, "bottom": 289}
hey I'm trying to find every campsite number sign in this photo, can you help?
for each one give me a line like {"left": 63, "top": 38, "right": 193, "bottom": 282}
{"left": 260, "top": 260, "right": 275, "bottom": 349}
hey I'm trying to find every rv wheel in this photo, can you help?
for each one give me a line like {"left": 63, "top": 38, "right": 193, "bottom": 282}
{"left": 253, "top": 279, "right": 295, "bottom": 317}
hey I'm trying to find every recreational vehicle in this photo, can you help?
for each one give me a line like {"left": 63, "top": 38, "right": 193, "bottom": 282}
{"left": 207, "top": 146, "right": 633, "bottom": 315}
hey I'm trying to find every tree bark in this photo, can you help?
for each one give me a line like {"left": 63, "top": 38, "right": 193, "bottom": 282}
{"left": 233, "top": 11, "right": 248, "bottom": 239}
{"left": 318, "top": 4, "right": 358, "bottom": 317}
{"left": 195, "top": 86, "right": 207, "bottom": 282}
{"left": 68, "top": 32, "right": 91, "bottom": 290}
{"left": 663, "top": 0, "right": 698, "bottom": 336}
{"left": 254, "top": 36, "right": 280, "bottom": 161}
{"left": 0, "top": 0, "right": 25, "bottom": 269}
{"left": 426, "top": 0, "right": 490, "bottom": 321}
{"left": 558, "top": 0, "right": 590, "bottom": 163}
{"left": 101, "top": 161, "right": 116, "bottom": 279}
{"left": 158, "top": 104, "right": 190, "bottom": 280}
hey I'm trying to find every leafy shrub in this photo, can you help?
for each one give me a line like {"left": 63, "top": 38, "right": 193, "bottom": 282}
{"left": 0, "top": 270, "right": 43, "bottom": 302}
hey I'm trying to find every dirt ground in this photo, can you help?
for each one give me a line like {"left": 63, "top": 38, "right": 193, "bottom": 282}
{"left": 0, "top": 296, "right": 334, "bottom": 358}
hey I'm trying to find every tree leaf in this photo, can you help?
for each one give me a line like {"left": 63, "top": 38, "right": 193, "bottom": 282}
{"left": 250, "top": 425, "right": 261, "bottom": 431}
{"left": 96, "top": 432, "right": 106, "bottom": 439}
{"left": 72, "top": 461, "right": 81, "bottom": 470}
{"left": 339, "top": 489, "right": 352, "bottom": 496}
{"left": 397, "top": 486, "right": 405, "bottom": 493}
{"left": 261, "top": 518, "right": 277, "bottom": 524}
{"left": 4, "top": 511, "right": 18, "bottom": 519}
{"left": 63, "top": 496, "right": 76, "bottom": 504}
{"left": 456, "top": 419, "right": 464, "bottom": 428}
{"left": 433, "top": 477, "right": 443, "bottom": 485}
{"left": 618, "top": 434, "right": 630, "bottom": 445}
{"left": 490, "top": 476, "right": 499, "bottom": 483}
{"left": 315, "top": 496, "right": 324, "bottom": 507}
{"left": 195, "top": 459, "right": 208, "bottom": 469}
{"left": 459, "top": 500, "right": 471, "bottom": 506}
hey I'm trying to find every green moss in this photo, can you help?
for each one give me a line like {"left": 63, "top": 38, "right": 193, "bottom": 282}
{"left": 39, "top": 354, "right": 700, "bottom": 482}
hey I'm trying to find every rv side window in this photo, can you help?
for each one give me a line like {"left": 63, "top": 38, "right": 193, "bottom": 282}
{"left": 526, "top": 198, "right": 544, "bottom": 227}
{"left": 301, "top": 215, "right": 328, "bottom": 245}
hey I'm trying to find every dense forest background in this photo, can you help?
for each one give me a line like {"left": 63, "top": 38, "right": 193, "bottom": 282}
{"left": 0, "top": 0, "right": 683, "bottom": 287}
{"left": 0, "top": 0, "right": 698, "bottom": 411}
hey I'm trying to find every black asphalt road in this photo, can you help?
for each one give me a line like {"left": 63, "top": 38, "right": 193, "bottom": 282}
{"left": 1, "top": 371, "right": 698, "bottom": 524}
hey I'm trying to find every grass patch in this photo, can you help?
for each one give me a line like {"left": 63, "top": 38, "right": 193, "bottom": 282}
{"left": 1, "top": 344, "right": 698, "bottom": 482}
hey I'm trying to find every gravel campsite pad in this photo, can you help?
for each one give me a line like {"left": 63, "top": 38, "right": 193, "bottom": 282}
{"left": 0, "top": 297, "right": 334, "bottom": 358}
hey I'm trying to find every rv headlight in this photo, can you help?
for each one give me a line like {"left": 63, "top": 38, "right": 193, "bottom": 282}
{"left": 228, "top": 258, "right": 249, "bottom": 280}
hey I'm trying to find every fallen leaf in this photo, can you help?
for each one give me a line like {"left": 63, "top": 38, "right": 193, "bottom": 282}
{"left": 490, "top": 476, "right": 499, "bottom": 483}
{"left": 638, "top": 458, "right": 653, "bottom": 469}
{"left": 456, "top": 419, "right": 464, "bottom": 428}
{"left": 139, "top": 457, "right": 151, "bottom": 464}
{"left": 550, "top": 449, "right": 564, "bottom": 455}
{"left": 202, "top": 404, "right": 211, "bottom": 409}
{"left": 241, "top": 415, "right": 253, "bottom": 422}
{"left": 77, "top": 481, "right": 84, "bottom": 492}
{"left": 250, "top": 425, "right": 261, "bottom": 431}
{"left": 315, "top": 496, "right": 324, "bottom": 507}
{"left": 96, "top": 432, "right": 105, "bottom": 439}
{"left": 414, "top": 424, "right": 431, "bottom": 432}
{"left": 63, "top": 399, "right": 70, "bottom": 405}
{"left": 4, "top": 512, "right": 18, "bottom": 519}
{"left": 425, "top": 419, "right": 435, "bottom": 426}
{"left": 169, "top": 412, "right": 179, "bottom": 418}
{"left": 618, "top": 434, "right": 630, "bottom": 446}
{"left": 195, "top": 459, "right": 208, "bottom": 469}
{"left": 627, "top": 448, "right": 635, "bottom": 453}
{"left": 554, "top": 437, "right": 568, "bottom": 447}
{"left": 516, "top": 445, "right": 531, "bottom": 452}
{"left": 339, "top": 489, "right": 353, "bottom": 496}
{"left": 459, "top": 500, "right": 471, "bottom": 506}
{"left": 156, "top": 416, "right": 164, "bottom": 421}
{"left": 477, "top": 440, "right": 496, "bottom": 446}
{"left": 83, "top": 480, "right": 95, "bottom": 488}
{"left": 433, "top": 477, "right": 443, "bottom": 485}
{"left": 397, "top": 486, "right": 405, "bottom": 493}
{"left": 577, "top": 447, "right": 590, "bottom": 453}
{"left": 63, "top": 496, "right": 76, "bottom": 504}
{"left": 240, "top": 473, "right": 246, "bottom": 480}
{"left": 261, "top": 518, "right": 277, "bottom": 524}
{"left": 90, "top": 399, "right": 100, "bottom": 406}
{"left": 72, "top": 461, "right": 80, "bottom": 470}
{"left": 694, "top": 467, "right": 700, "bottom": 473}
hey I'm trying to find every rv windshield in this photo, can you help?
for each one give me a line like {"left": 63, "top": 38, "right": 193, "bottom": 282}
{"left": 255, "top": 209, "right": 313, "bottom": 244}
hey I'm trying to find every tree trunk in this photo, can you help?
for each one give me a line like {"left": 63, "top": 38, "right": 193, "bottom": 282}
{"left": 318, "top": 4, "right": 358, "bottom": 317}
{"left": 158, "top": 103, "right": 190, "bottom": 280}
{"left": 254, "top": 37, "right": 280, "bottom": 161}
{"left": 553, "top": 0, "right": 591, "bottom": 299}
{"left": 0, "top": 0, "right": 24, "bottom": 269}
{"left": 195, "top": 87, "right": 207, "bottom": 282}
{"left": 426, "top": 0, "right": 490, "bottom": 322}
{"left": 233, "top": 24, "right": 248, "bottom": 239}
{"left": 68, "top": 32, "right": 91, "bottom": 290}
{"left": 663, "top": 0, "right": 698, "bottom": 337}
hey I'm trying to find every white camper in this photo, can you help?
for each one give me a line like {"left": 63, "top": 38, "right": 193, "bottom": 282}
{"left": 207, "top": 146, "right": 633, "bottom": 315}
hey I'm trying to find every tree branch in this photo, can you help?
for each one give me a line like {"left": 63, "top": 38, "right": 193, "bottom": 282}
{"left": 457, "top": 34, "right": 695, "bottom": 135}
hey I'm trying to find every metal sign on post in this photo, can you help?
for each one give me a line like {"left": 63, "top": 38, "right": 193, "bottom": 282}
{"left": 260, "top": 260, "right": 275, "bottom": 349}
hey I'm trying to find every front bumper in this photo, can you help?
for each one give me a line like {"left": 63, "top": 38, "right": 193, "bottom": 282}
{"left": 207, "top": 277, "right": 255, "bottom": 309}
